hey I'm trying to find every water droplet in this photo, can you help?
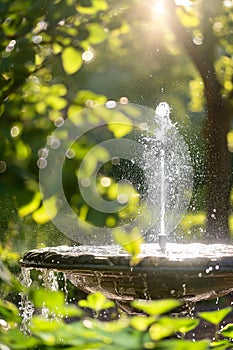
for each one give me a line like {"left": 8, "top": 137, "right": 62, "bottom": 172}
{"left": 205, "top": 267, "right": 213, "bottom": 274}
{"left": 182, "top": 283, "right": 186, "bottom": 295}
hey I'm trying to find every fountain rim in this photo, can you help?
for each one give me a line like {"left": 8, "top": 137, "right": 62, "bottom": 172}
{"left": 19, "top": 259, "right": 233, "bottom": 275}
{"left": 19, "top": 244, "right": 233, "bottom": 274}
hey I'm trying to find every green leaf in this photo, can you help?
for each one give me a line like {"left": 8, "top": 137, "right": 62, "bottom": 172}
{"left": 211, "top": 339, "right": 233, "bottom": 349}
{"left": 95, "top": 326, "right": 143, "bottom": 349}
{"left": 46, "top": 95, "right": 67, "bottom": 110}
{"left": 220, "top": 323, "right": 233, "bottom": 338}
{"left": 149, "top": 317, "right": 199, "bottom": 341}
{"left": 32, "top": 196, "right": 58, "bottom": 224}
{"left": 93, "top": 318, "right": 129, "bottom": 333}
{"left": 18, "top": 191, "right": 41, "bottom": 217}
{"left": 176, "top": 7, "right": 200, "bottom": 28}
{"left": 31, "top": 316, "right": 61, "bottom": 333}
{"left": 32, "top": 289, "right": 82, "bottom": 317}
{"left": 33, "top": 289, "right": 66, "bottom": 314}
{"left": 130, "top": 315, "right": 156, "bottom": 332}
{"left": 149, "top": 322, "right": 175, "bottom": 341}
{"left": 75, "top": 90, "right": 107, "bottom": 106}
{"left": 61, "top": 47, "right": 83, "bottom": 74}
{"left": 113, "top": 227, "right": 143, "bottom": 265}
{"left": 50, "top": 84, "right": 67, "bottom": 96}
{"left": 76, "top": 0, "right": 108, "bottom": 15}
{"left": 0, "top": 299, "right": 21, "bottom": 323}
{"left": 131, "top": 299, "right": 182, "bottom": 316}
{"left": 159, "top": 316, "right": 199, "bottom": 334}
{"left": 78, "top": 292, "right": 115, "bottom": 312}
{"left": 87, "top": 23, "right": 107, "bottom": 44}
{"left": 199, "top": 307, "right": 232, "bottom": 325}
{"left": 0, "top": 328, "right": 39, "bottom": 349}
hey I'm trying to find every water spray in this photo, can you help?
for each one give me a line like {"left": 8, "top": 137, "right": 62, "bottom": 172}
{"left": 155, "top": 102, "right": 172, "bottom": 252}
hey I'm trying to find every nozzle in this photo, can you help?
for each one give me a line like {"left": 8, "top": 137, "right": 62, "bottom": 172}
{"left": 159, "top": 235, "right": 167, "bottom": 252}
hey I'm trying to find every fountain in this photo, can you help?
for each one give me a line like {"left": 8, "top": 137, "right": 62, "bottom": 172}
{"left": 20, "top": 102, "right": 233, "bottom": 305}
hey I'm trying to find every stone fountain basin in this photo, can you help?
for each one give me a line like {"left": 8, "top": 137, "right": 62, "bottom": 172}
{"left": 20, "top": 243, "right": 233, "bottom": 303}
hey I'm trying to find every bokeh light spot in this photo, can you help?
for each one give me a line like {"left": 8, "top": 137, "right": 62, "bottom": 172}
{"left": 82, "top": 50, "right": 94, "bottom": 63}
{"left": 106, "top": 100, "right": 117, "bottom": 109}
{"left": 100, "top": 177, "right": 111, "bottom": 187}
{"left": 0, "top": 161, "right": 7, "bottom": 173}
{"left": 10, "top": 125, "right": 20, "bottom": 137}
{"left": 81, "top": 177, "right": 91, "bottom": 188}
{"left": 37, "top": 157, "right": 47, "bottom": 169}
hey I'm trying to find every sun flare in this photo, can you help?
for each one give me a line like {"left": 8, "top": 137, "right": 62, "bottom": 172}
{"left": 152, "top": 1, "right": 167, "bottom": 16}
{"left": 152, "top": 0, "right": 193, "bottom": 17}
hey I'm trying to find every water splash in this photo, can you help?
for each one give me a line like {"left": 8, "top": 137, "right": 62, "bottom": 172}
{"left": 41, "top": 269, "right": 59, "bottom": 291}
{"left": 19, "top": 268, "right": 34, "bottom": 333}
{"left": 155, "top": 102, "right": 172, "bottom": 132}
{"left": 19, "top": 267, "right": 60, "bottom": 331}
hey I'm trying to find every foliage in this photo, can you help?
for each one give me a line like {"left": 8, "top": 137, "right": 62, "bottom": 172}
{"left": 1, "top": 285, "right": 233, "bottom": 349}
{"left": 2, "top": 0, "right": 233, "bottom": 345}
{"left": 1, "top": 0, "right": 226, "bottom": 252}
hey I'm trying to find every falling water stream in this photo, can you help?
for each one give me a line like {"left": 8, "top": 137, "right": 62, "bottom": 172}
{"left": 154, "top": 102, "right": 172, "bottom": 250}
{"left": 19, "top": 268, "right": 60, "bottom": 331}
{"left": 19, "top": 268, "right": 34, "bottom": 332}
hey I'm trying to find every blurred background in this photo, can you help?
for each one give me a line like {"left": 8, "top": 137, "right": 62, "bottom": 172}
{"left": 1, "top": 0, "right": 233, "bottom": 258}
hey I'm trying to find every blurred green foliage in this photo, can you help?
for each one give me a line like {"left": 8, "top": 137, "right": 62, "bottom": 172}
{"left": 2, "top": 2, "right": 233, "bottom": 348}
{"left": 1, "top": 279, "right": 233, "bottom": 349}
{"left": 1, "top": 0, "right": 233, "bottom": 250}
